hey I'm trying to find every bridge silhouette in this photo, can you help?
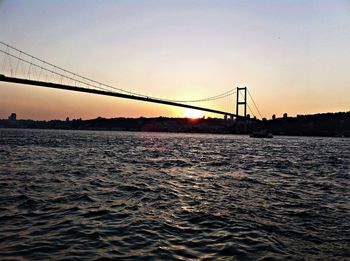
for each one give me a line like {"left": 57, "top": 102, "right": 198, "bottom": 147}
{"left": 0, "top": 41, "right": 263, "bottom": 119}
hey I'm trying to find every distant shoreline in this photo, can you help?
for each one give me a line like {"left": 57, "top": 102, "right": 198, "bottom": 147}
{"left": 1, "top": 127, "right": 349, "bottom": 139}
{"left": 1, "top": 111, "right": 349, "bottom": 137}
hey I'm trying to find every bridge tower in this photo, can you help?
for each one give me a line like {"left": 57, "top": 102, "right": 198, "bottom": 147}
{"left": 236, "top": 87, "right": 247, "bottom": 118}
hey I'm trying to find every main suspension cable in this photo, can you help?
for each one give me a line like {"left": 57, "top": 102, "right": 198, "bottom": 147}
{"left": 247, "top": 89, "right": 263, "bottom": 119}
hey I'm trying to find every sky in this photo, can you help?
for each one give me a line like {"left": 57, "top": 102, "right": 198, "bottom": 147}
{"left": 0, "top": 0, "right": 349, "bottom": 120}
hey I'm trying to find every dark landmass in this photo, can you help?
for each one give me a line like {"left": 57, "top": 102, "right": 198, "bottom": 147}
{"left": 254, "top": 112, "right": 350, "bottom": 137}
{"left": 1, "top": 111, "right": 349, "bottom": 137}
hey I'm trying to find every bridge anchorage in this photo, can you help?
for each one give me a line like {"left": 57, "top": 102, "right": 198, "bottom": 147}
{"left": 0, "top": 41, "right": 263, "bottom": 120}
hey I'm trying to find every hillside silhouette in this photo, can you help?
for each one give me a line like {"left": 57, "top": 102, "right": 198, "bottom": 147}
{"left": 1, "top": 111, "right": 349, "bottom": 137}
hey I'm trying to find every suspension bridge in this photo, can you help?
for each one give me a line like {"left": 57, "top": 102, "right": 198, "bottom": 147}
{"left": 0, "top": 41, "right": 263, "bottom": 119}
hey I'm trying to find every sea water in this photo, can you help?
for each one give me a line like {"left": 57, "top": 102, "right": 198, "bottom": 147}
{"left": 0, "top": 129, "right": 349, "bottom": 259}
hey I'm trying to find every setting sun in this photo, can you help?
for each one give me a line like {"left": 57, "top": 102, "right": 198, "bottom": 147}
{"left": 184, "top": 108, "right": 203, "bottom": 119}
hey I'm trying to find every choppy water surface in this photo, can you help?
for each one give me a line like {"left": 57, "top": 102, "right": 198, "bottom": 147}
{"left": 0, "top": 129, "right": 349, "bottom": 260}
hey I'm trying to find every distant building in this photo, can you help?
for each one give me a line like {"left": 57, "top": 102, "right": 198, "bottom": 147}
{"left": 8, "top": 113, "right": 16, "bottom": 121}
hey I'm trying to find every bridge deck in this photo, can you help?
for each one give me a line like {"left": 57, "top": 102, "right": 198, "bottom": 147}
{"left": 0, "top": 74, "right": 240, "bottom": 118}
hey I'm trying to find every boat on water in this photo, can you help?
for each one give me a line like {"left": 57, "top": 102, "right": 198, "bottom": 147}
{"left": 250, "top": 131, "right": 273, "bottom": 138}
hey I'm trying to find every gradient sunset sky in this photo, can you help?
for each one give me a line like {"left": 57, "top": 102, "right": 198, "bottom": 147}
{"left": 0, "top": 0, "right": 349, "bottom": 120}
